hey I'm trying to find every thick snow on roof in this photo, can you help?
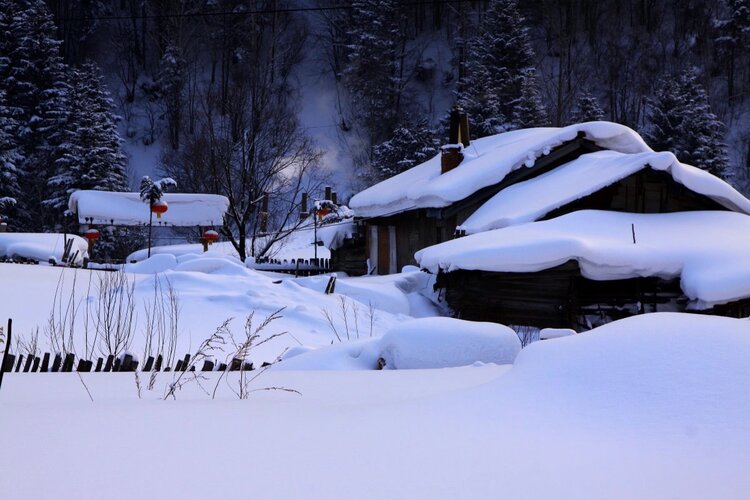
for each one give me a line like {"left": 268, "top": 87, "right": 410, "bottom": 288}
{"left": 460, "top": 150, "right": 750, "bottom": 234}
{"left": 350, "top": 122, "right": 651, "bottom": 217}
{"left": 69, "top": 190, "right": 229, "bottom": 226}
{"left": 0, "top": 233, "right": 88, "bottom": 264}
{"left": 417, "top": 210, "right": 750, "bottom": 309}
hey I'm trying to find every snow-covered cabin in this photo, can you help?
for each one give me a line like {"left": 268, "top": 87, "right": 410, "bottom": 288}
{"left": 417, "top": 210, "right": 750, "bottom": 330}
{"left": 345, "top": 119, "right": 749, "bottom": 275}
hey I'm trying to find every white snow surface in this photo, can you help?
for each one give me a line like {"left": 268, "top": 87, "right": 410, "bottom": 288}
{"left": 275, "top": 317, "right": 521, "bottom": 370}
{"left": 0, "top": 232, "right": 88, "bottom": 264}
{"left": 418, "top": 210, "right": 750, "bottom": 309}
{"left": 0, "top": 258, "right": 438, "bottom": 364}
{"left": 69, "top": 190, "right": 229, "bottom": 226}
{"left": 2, "top": 313, "right": 750, "bottom": 499}
{"left": 460, "top": 150, "right": 750, "bottom": 234}
{"left": 350, "top": 121, "right": 652, "bottom": 217}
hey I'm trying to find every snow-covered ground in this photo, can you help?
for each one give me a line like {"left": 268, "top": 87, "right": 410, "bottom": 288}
{"left": 0, "top": 255, "right": 434, "bottom": 364}
{"left": 2, "top": 313, "right": 750, "bottom": 499}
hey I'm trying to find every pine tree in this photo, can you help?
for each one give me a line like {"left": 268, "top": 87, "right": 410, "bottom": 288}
{"left": 3, "top": 0, "right": 69, "bottom": 230}
{"left": 46, "top": 62, "right": 129, "bottom": 229}
{"left": 570, "top": 90, "right": 606, "bottom": 124}
{"left": 343, "top": 0, "right": 406, "bottom": 147}
{"left": 714, "top": 0, "right": 750, "bottom": 100}
{"left": 511, "top": 69, "right": 549, "bottom": 129}
{"left": 455, "top": 0, "right": 546, "bottom": 137}
{"left": 646, "top": 69, "right": 730, "bottom": 178}
{"left": 159, "top": 44, "right": 186, "bottom": 150}
{"left": 0, "top": 89, "right": 21, "bottom": 229}
{"left": 372, "top": 119, "right": 440, "bottom": 179}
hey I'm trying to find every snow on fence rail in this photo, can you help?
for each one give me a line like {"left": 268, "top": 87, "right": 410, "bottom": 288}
{"left": 249, "top": 257, "right": 332, "bottom": 277}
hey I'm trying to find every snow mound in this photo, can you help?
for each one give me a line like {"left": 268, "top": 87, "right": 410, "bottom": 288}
{"left": 539, "top": 328, "right": 576, "bottom": 340}
{"left": 0, "top": 233, "right": 88, "bottom": 264}
{"left": 380, "top": 317, "right": 521, "bottom": 369}
{"left": 276, "top": 317, "right": 521, "bottom": 370}
{"left": 124, "top": 253, "right": 178, "bottom": 274}
{"left": 497, "top": 313, "right": 750, "bottom": 433}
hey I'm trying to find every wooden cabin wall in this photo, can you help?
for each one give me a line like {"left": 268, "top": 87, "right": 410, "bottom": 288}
{"left": 437, "top": 261, "right": 692, "bottom": 330}
{"left": 544, "top": 169, "right": 726, "bottom": 220}
{"left": 366, "top": 209, "right": 459, "bottom": 273}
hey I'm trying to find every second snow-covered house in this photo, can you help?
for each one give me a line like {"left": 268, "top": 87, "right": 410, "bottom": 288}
{"left": 345, "top": 117, "right": 745, "bottom": 275}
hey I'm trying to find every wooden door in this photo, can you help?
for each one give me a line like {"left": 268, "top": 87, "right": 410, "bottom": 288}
{"left": 377, "top": 225, "right": 389, "bottom": 275}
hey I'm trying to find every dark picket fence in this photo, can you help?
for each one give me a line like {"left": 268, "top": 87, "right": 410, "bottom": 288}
{"left": 0, "top": 319, "right": 261, "bottom": 389}
{"left": 250, "top": 257, "right": 332, "bottom": 277}
{"left": 0, "top": 350, "right": 260, "bottom": 375}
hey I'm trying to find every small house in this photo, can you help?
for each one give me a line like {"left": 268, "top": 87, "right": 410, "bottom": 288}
{"left": 344, "top": 116, "right": 706, "bottom": 275}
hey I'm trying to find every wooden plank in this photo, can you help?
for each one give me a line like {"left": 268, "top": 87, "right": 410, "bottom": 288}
{"left": 103, "top": 355, "right": 114, "bottom": 372}
{"left": 31, "top": 356, "right": 40, "bottom": 372}
{"left": 143, "top": 356, "right": 154, "bottom": 372}
{"left": 62, "top": 353, "right": 75, "bottom": 372}
{"left": 40, "top": 352, "right": 50, "bottom": 372}
{"left": 51, "top": 354, "right": 62, "bottom": 372}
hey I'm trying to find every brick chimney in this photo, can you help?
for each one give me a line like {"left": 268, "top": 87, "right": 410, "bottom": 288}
{"left": 441, "top": 105, "right": 471, "bottom": 174}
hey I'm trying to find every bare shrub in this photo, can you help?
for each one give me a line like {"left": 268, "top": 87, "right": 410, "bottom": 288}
{"left": 94, "top": 269, "right": 137, "bottom": 359}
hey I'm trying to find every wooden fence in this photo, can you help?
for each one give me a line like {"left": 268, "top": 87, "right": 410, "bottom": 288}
{"left": 0, "top": 319, "right": 261, "bottom": 388}
{"left": 0, "top": 351, "right": 260, "bottom": 374}
{"left": 249, "top": 257, "right": 332, "bottom": 277}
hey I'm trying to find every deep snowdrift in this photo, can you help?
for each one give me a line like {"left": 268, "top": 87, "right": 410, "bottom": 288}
{"left": 275, "top": 317, "right": 521, "bottom": 370}
{"left": 2, "top": 313, "right": 749, "bottom": 499}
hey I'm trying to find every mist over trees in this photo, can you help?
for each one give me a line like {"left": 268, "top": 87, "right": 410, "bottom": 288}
{"left": 1, "top": 0, "right": 750, "bottom": 246}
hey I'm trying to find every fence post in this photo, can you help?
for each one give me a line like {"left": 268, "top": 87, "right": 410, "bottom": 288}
{"left": 0, "top": 318, "right": 11, "bottom": 390}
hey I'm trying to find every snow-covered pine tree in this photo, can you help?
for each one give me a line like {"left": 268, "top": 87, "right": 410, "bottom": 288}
{"left": 714, "top": 0, "right": 750, "bottom": 100}
{"left": 645, "top": 69, "right": 730, "bottom": 178}
{"left": 159, "top": 44, "right": 186, "bottom": 150}
{"left": 140, "top": 176, "right": 177, "bottom": 205}
{"left": 455, "top": 0, "right": 545, "bottom": 137}
{"left": 343, "top": 0, "right": 406, "bottom": 147}
{"left": 0, "top": 89, "right": 21, "bottom": 229}
{"left": 371, "top": 118, "right": 440, "bottom": 179}
{"left": 46, "top": 62, "right": 129, "bottom": 228}
{"left": 3, "top": 0, "right": 69, "bottom": 230}
{"left": 569, "top": 90, "right": 606, "bottom": 124}
{"left": 511, "top": 69, "right": 549, "bottom": 129}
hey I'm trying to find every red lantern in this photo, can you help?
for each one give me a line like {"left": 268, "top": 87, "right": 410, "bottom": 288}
{"left": 203, "top": 230, "right": 219, "bottom": 244}
{"left": 84, "top": 228, "right": 100, "bottom": 241}
{"left": 151, "top": 200, "right": 168, "bottom": 219}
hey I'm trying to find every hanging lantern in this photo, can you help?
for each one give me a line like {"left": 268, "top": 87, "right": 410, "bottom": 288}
{"left": 84, "top": 228, "right": 100, "bottom": 241}
{"left": 202, "top": 229, "right": 219, "bottom": 244}
{"left": 151, "top": 200, "right": 169, "bottom": 219}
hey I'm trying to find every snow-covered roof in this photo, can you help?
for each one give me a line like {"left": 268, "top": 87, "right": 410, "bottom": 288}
{"left": 69, "top": 191, "right": 229, "bottom": 226}
{"left": 0, "top": 233, "right": 88, "bottom": 264}
{"left": 350, "top": 122, "right": 651, "bottom": 217}
{"left": 416, "top": 210, "right": 750, "bottom": 309}
{"left": 459, "top": 150, "right": 750, "bottom": 234}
